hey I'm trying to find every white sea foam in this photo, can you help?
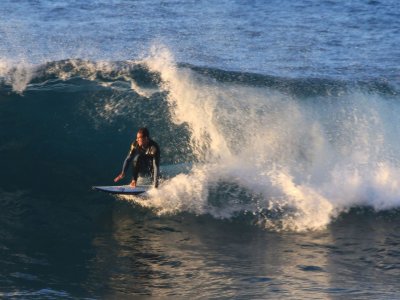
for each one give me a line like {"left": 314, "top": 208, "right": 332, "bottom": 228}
{"left": 0, "top": 59, "right": 34, "bottom": 93}
{"left": 127, "top": 45, "right": 400, "bottom": 231}
{"left": 0, "top": 58, "right": 155, "bottom": 96}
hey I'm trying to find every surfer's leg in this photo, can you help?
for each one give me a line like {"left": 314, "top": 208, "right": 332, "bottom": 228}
{"left": 132, "top": 153, "right": 142, "bottom": 182}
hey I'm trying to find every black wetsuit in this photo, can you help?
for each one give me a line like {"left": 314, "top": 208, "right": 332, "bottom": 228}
{"left": 121, "top": 139, "right": 160, "bottom": 187}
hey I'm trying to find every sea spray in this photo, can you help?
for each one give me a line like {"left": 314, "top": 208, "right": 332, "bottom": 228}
{"left": 126, "top": 46, "right": 400, "bottom": 231}
{"left": 0, "top": 59, "right": 35, "bottom": 93}
{"left": 0, "top": 58, "right": 159, "bottom": 95}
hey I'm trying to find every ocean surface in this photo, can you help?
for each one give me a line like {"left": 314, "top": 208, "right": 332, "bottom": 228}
{"left": 1, "top": 0, "right": 400, "bottom": 298}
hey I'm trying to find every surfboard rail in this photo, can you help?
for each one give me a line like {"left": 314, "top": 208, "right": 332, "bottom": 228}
{"left": 92, "top": 185, "right": 149, "bottom": 195}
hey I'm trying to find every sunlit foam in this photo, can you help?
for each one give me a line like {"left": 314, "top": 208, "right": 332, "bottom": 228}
{"left": 133, "top": 45, "right": 400, "bottom": 231}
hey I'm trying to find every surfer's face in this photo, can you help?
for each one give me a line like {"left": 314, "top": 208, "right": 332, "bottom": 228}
{"left": 136, "top": 133, "right": 148, "bottom": 147}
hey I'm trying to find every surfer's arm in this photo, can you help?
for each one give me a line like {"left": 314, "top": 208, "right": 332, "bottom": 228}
{"left": 114, "top": 143, "right": 135, "bottom": 182}
{"left": 151, "top": 144, "right": 160, "bottom": 188}
{"left": 153, "top": 158, "right": 159, "bottom": 188}
{"left": 121, "top": 153, "right": 133, "bottom": 175}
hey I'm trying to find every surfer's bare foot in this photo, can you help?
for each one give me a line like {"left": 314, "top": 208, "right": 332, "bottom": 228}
{"left": 129, "top": 180, "right": 136, "bottom": 187}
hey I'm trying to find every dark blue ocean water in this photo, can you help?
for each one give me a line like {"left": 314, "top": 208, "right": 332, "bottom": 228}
{"left": 1, "top": 0, "right": 400, "bottom": 298}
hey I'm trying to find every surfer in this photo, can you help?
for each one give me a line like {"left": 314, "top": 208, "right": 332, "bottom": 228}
{"left": 114, "top": 127, "right": 160, "bottom": 188}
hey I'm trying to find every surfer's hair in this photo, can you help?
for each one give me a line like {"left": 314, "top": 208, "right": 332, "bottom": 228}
{"left": 138, "top": 127, "right": 150, "bottom": 138}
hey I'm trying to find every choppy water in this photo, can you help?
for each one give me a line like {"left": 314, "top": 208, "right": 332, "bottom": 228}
{"left": 1, "top": 0, "right": 400, "bottom": 298}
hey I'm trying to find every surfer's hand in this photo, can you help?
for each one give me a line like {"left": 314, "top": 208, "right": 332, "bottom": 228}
{"left": 129, "top": 180, "right": 136, "bottom": 187}
{"left": 114, "top": 173, "right": 124, "bottom": 182}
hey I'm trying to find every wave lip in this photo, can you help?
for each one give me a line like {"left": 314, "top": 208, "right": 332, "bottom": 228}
{"left": 1, "top": 56, "right": 398, "bottom": 96}
{"left": 0, "top": 58, "right": 162, "bottom": 94}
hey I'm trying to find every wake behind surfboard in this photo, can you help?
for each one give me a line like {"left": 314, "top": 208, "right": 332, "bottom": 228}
{"left": 92, "top": 185, "right": 149, "bottom": 195}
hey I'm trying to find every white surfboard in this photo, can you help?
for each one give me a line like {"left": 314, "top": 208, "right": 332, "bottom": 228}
{"left": 92, "top": 185, "right": 149, "bottom": 195}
